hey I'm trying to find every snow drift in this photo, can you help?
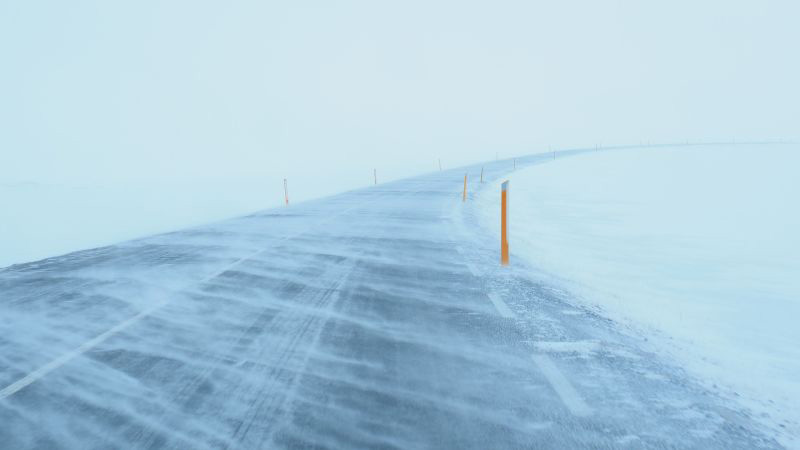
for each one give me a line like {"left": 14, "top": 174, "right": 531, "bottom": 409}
{"left": 477, "top": 143, "right": 800, "bottom": 445}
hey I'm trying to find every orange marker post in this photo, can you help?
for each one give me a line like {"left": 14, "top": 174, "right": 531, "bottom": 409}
{"left": 463, "top": 174, "right": 467, "bottom": 202}
{"left": 501, "top": 180, "right": 509, "bottom": 265}
{"left": 284, "top": 178, "right": 289, "bottom": 206}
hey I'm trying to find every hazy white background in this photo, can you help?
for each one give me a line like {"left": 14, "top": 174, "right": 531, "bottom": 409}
{"left": 2, "top": 0, "right": 799, "bottom": 266}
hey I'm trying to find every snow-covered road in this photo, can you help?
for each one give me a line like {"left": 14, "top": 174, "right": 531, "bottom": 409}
{"left": 0, "top": 150, "right": 781, "bottom": 448}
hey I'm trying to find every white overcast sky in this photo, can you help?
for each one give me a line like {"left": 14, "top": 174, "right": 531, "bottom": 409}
{"left": 1, "top": 0, "right": 798, "bottom": 187}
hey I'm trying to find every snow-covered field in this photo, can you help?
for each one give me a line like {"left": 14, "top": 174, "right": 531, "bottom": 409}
{"left": 477, "top": 144, "right": 800, "bottom": 445}
{"left": 0, "top": 180, "right": 270, "bottom": 269}
{"left": 0, "top": 168, "right": 418, "bottom": 269}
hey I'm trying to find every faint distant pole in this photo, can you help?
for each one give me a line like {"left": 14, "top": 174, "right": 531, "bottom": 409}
{"left": 439, "top": 158, "right": 442, "bottom": 171}
{"left": 374, "top": 168, "right": 377, "bottom": 185}
{"left": 513, "top": 158, "right": 516, "bottom": 170}
{"left": 480, "top": 166, "right": 484, "bottom": 183}
{"left": 284, "top": 178, "right": 289, "bottom": 206}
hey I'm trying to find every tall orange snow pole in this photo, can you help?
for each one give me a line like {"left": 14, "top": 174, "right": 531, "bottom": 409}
{"left": 463, "top": 174, "right": 467, "bottom": 202}
{"left": 501, "top": 180, "right": 509, "bottom": 265}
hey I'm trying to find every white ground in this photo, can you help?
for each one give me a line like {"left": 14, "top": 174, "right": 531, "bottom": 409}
{"left": 476, "top": 144, "right": 800, "bottom": 446}
{"left": 0, "top": 170, "right": 406, "bottom": 269}
{"left": 0, "top": 179, "right": 269, "bottom": 269}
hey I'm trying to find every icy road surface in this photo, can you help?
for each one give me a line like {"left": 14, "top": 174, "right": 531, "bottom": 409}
{"left": 0, "top": 148, "right": 781, "bottom": 449}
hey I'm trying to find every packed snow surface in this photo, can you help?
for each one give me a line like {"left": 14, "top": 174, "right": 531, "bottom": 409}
{"left": 477, "top": 144, "right": 800, "bottom": 444}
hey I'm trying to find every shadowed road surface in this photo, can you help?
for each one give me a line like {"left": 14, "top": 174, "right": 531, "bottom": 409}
{"left": 0, "top": 150, "right": 781, "bottom": 448}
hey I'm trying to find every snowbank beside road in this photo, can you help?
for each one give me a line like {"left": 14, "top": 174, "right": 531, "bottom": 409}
{"left": 477, "top": 144, "right": 800, "bottom": 445}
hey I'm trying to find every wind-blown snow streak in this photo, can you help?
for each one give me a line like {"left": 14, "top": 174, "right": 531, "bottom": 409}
{"left": 0, "top": 188, "right": 394, "bottom": 401}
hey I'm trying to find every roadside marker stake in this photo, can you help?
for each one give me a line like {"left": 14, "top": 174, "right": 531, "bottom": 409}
{"left": 374, "top": 168, "right": 377, "bottom": 185}
{"left": 501, "top": 180, "right": 509, "bottom": 265}
{"left": 513, "top": 158, "right": 516, "bottom": 170}
{"left": 439, "top": 158, "right": 442, "bottom": 171}
{"left": 284, "top": 178, "right": 289, "bottom": 206}
{"left": 463, "top": 174, "right": 467, "bottom": 202}
{"left": 480, "top": 167, "right": 484, "bottom": 183}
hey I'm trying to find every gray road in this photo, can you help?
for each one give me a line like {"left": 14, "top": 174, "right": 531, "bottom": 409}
{"left": 0, "top": 150, "right": 781, "bottom": 449}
